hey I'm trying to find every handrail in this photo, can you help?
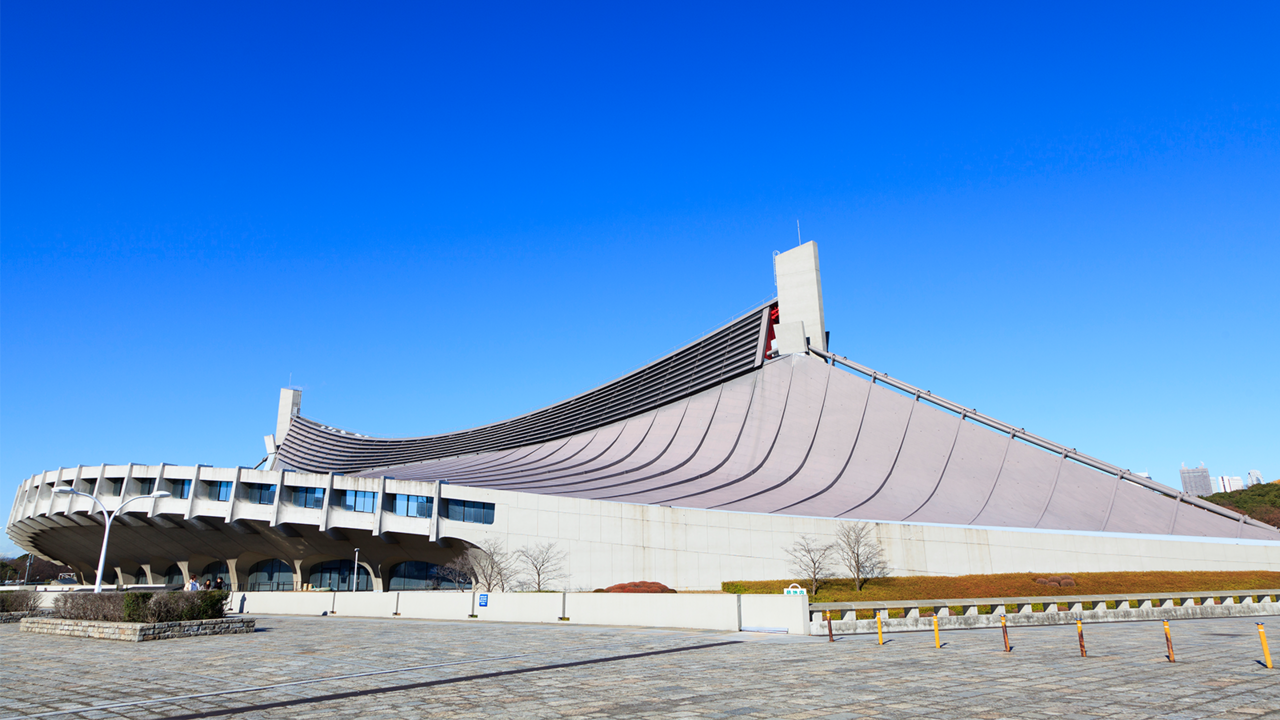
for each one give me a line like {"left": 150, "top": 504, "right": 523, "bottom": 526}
{"left": 809, "top": 588, "right": 1280, "bottom": 611}
{"left": 807, "top": 345, "right": 1278, "bottom": 534}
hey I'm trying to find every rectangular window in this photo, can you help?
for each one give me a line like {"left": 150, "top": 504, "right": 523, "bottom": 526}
{"left": 137, "top": 479, "right": 155, "bottom": 495}
{"left": 393, "top": 494, "right": 433, "bottom": 518}
{"left": 243, "top": 483, "right": 276, "bottom": 505}
{"left": 292, "top": 487, "right": 324, "bottom": 509}
{"left": 440, "top": 499, "right": 495, "bottom": 525}
{"left": 207, "top": 481, "right": 233, "bottom": 502}
{"left": 337, "top": 490, "right": 377, "bottom": 513}
{"left": 173, "top": 479, "right": 192, "bottom": 500}
{"left": 108, "top": 479, "right": 124, "bottom": 497}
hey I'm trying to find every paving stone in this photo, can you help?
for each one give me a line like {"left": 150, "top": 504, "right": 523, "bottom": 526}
{"left": 1, "top": 615, "right": 1278, "bottom": 719}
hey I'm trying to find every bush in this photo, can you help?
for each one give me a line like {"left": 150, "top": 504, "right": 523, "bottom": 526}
{"left": 0, "top": 590, "right": 41, "bottom": 613}
{"left": 53, "top": 590, "right": 229, "bottom": 622}
{"left": 601, "top": 581, "right": 676, "bottom": 594}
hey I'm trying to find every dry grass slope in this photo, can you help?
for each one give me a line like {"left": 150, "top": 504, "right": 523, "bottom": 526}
{"left": 723, "top": 571, "right": 1280, "bottom": 603}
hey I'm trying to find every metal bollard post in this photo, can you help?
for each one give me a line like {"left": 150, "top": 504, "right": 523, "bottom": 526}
{"left": 1259, "top": 623, "right": 1273, "bottom": 669}
{"left": 826, "top": 611, "right": 835, "bottom": 643}
{"left": 1163, "top": 620, "right": 1175, "bottom": 662}
{"left": 933, "top": 615, "right": 940, "bottom": 649}
{"left": 876, "top": 612, "right": 883, "bottom": 646}
{"left": 1076, "top": 617, "right": 1086, "bottom": 657}
{"left": 1001, "top": 614, "right": 1010, "bottom": 652}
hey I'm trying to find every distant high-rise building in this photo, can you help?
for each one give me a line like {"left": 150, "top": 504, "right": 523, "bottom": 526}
{"left": 1247, "top": 470, "right": 1264, "bottom": 488}
{"left": 1218, "top": 475, "right": 1244, "bottom": 493}
{"left": 1180, "top": 464, "right": 1213, "bottom": 496}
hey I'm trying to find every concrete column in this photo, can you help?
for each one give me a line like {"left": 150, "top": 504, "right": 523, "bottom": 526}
{"left": 773, "top": 241, "right": 826, "bottom": 353}
{"left": 38, "top": 470, "right": 57, "bottom": 517}
{"left": 276, "top": 388, "right": 302, "bottom": 444}
{"left": 225, "top": 468, "right": 243, "bottom": 523}
{"left": 319, "top": 473, "right": 335, "bottom": 532}
{"left": 184, "top": 466, "right": 202, "bottom": 520}
{"left": 372, "top": 476, "right": 388, "bottom": 537}
{"left": 270, "top": 469, "right": 285, "bottom": 527}
{"left": 226, "top": 556, "right": 240, "bottom": 589}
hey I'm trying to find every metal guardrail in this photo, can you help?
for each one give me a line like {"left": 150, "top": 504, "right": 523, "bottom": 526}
{"left": 811, "top": 588, "right": 1280, "bottom": 615}
{"left": 808, "top": 345, "right": 1277, "bottom": 535}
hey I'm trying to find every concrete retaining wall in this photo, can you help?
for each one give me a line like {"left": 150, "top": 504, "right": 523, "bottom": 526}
{"left": 19, "top": 616, "right": 255, "bottom": 641}
{"left": 234, "top": 590, "right": 811, "bottom": 634}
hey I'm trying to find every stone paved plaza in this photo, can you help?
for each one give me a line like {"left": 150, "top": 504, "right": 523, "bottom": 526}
{"left": 1, "top": 613, "right": 1277, "bottom": 719}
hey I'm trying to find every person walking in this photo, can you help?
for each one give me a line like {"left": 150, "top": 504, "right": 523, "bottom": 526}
{"left": 188, "top": 577, "right": 199, "bottom": 592}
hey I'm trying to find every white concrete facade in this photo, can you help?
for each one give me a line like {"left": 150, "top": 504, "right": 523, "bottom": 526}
{"left": 9, "top": 463, "right": 1279, "bottom": 592}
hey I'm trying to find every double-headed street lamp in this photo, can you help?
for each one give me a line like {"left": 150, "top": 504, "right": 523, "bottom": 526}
{"left": 53, "top": 487, "right": 171, "bottom": 593}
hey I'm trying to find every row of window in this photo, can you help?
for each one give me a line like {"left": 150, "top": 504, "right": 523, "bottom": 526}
{"left": 155, "top": 559, "right": 469, "bottom": 592}
{"left": 51, "top": 480, "right": 494, "bottom": 525}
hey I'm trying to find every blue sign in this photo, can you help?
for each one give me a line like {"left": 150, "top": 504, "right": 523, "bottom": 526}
{"left": 478, "top": 593, "right": 489, "bottom": 607}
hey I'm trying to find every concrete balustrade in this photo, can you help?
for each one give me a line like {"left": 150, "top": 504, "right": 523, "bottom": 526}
{"left": 810, "top": 589, "right": 1280, "bottom": 635}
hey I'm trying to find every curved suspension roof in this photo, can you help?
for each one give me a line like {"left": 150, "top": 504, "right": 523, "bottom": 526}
{"left": 276, "top": 301, "right": 775, "bottom": 474}
{"left": 273, "top": 294, "right": 1276, "bottom": 541}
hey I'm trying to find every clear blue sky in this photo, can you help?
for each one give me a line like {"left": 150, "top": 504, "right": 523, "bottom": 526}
{"left": 3, "top": 3, "right": 1277, "bottom": 557}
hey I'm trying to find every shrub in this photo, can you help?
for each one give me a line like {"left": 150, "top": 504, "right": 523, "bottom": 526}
{"left": 720, "top": 570, "right": 1280, "bottom": 603}
{"left": 52, "top": 590, "right": 229, "bottom": 622}
{"left": 54, "top": 592, "right": 125, "bottom": 621}
{"left": 602, "top": 582, "right": 676, "bottom": 594}
{"left": 0, "top": 590, "right": 41, "bottom": 613}
{"left": 122, "top": 592, "right": 154, "bottom": 622}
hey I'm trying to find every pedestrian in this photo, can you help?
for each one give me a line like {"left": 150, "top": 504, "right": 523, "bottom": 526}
{"left": 188, "top": 577, "right": 199, "bottom": 592}
{"left": 214, "top": 577, "right": 224, "bottom": 591}
{"left": 204, "top": 579, "right": 211, "bottom": 590}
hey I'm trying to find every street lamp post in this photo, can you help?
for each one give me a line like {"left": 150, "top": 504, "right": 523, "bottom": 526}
{"left": 352, "top": 547, "right": 361, "bottom": 592}
{"left": 54, "top": 487, "right": 171, "bottom": 593}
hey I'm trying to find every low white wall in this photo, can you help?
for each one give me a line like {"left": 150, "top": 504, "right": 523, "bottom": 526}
{"left": 740, "top": 595, "right": 808, "bottom": 634}
{"left": 233, "top": 590, "right": 810, "bottom": 634}
{"left": 568, "top": 594, "right": 739, "bottom": 631}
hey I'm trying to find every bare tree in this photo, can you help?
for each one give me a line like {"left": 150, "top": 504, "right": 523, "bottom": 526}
{"left": 834, "top": 521, "right": 888, "bottom": 590}
{"left": 439, "top": 555, "right": 474, "bottom": 591}
{"left": 464, "top": 537, "right": 520, "bottom": 592}
{"left": 516, "top": 541, "right": 568, "bottom": 591}
{"left": 784, "top": 534, "right": 835, "bottom": 595}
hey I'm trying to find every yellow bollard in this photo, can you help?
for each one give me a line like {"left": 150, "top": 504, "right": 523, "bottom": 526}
{"left": 826, "top": 611, "right": 834, "bottom": 643}
{"left": 1163, "top": 620, "right": 1175, "bottom": 662}
{"left": 1076, "top": 618, "right": 1086, "bottom": 658}
{"left": 876, "top": 612, "right": 883, "bottom": 645}
{"left": 933, "top": 615, "right": 940, "bottom": 649}
{"left": 1001, "top": 614, "right": 1011, "bottom": 652}
{"left": 1259, "top": 623, "right": 1273, "bottom": 669}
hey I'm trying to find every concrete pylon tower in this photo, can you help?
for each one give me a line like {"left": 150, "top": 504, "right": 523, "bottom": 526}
{"left": 773, "top": 241, "right": 826, "bottom": 354}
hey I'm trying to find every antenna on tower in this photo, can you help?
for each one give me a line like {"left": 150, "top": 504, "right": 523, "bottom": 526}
{"left": 796, "top": 220, "right": 802, "bottom": 246}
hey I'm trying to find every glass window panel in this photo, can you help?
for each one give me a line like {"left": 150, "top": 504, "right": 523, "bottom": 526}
{"left": 482, "top": 503, "right": 495, "bottom": 524}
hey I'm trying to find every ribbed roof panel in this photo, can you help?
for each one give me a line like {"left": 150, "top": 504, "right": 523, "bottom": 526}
{"left": 275, "top": 301, "right": 775, "bottom": 474}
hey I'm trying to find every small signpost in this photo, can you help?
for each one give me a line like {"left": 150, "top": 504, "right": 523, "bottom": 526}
{"left": 479, "top": 593, "right": 489, "bottom": 608}
{"left": 783, "top": 584, "right": 807, "bottom": 596}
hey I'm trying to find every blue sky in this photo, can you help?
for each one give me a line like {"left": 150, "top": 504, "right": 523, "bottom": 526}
{"left": 3, "top": 3, "right": 1277, "bottom": 557}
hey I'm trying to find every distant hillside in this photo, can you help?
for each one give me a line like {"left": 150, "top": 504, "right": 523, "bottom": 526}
{"left": 1205, "top": 481, "right": 1280, "bottom": 528}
